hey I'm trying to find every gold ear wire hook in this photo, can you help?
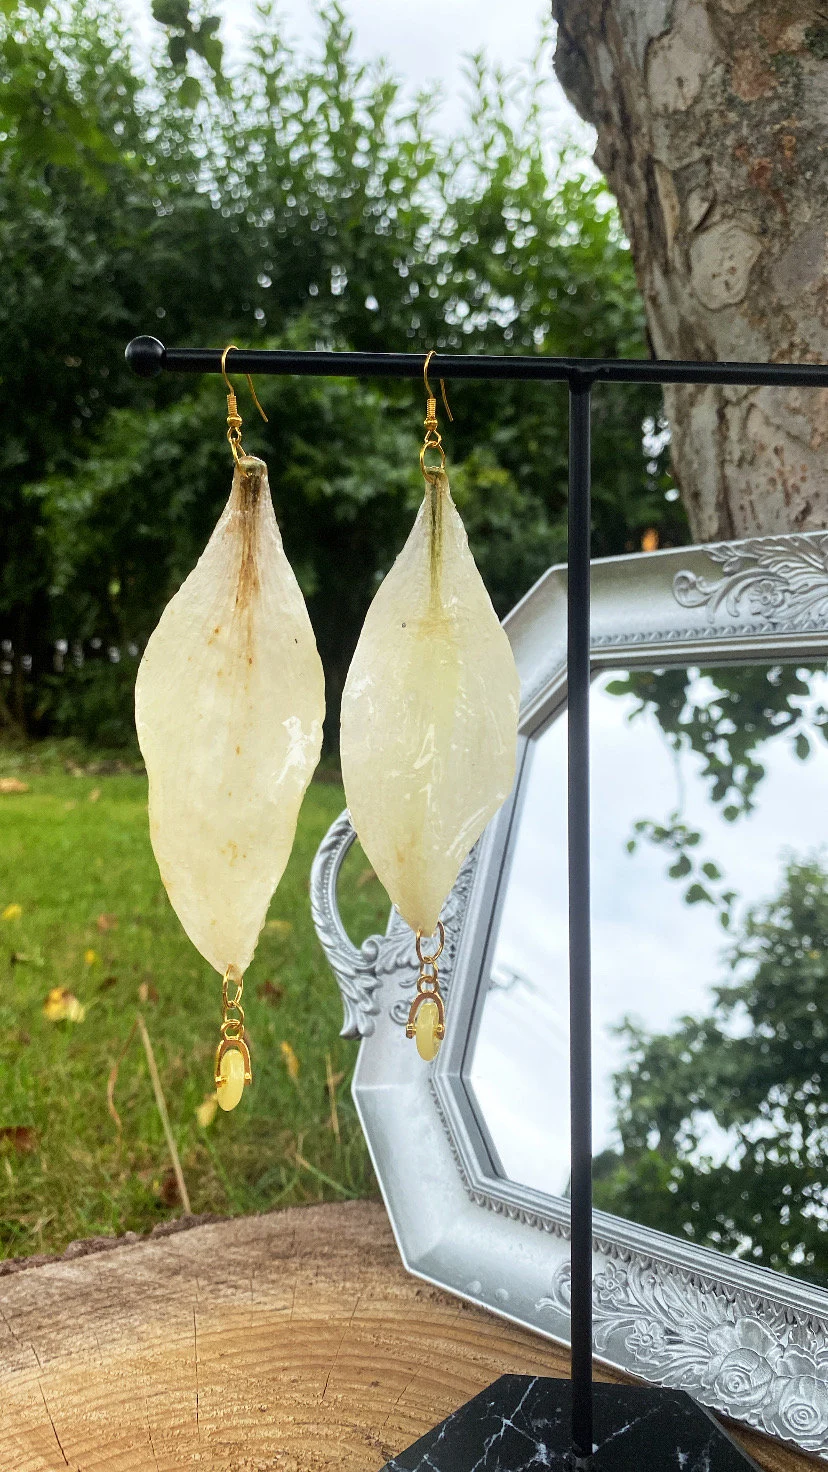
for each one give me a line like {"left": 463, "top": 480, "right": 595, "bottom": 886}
{"left": 423, "top": 349, "right": 453, "bottom": 423}
{"left": 221, "top": 345, "right": 269, "bottom": 465}
{"left": 245, "top": 374, "right": 269, "bottom": 425}
{"left": 421, "top": 349, "right": 453, "bottom": 481}
{"left": 220, "top": 343, "right": 237, "bottom": 396}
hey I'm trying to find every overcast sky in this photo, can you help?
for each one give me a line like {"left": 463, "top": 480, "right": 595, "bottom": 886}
{"left": 119, "top": 0, "right": 592, "bottom": 146}
{"left": 472, "top": 667, "right": 828, "bottom": 1212}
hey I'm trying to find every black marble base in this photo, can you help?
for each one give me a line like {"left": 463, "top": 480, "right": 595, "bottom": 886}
{"left": 382, "top": 1376, "right": 762, "bottom": 1470}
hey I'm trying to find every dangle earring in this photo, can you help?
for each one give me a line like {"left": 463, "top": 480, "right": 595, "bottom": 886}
{"left": 340, "top": 351, "right": 520, "bottom": 1060}
{"left": 135, "top": 346, "right": 325, "bottom": 1110}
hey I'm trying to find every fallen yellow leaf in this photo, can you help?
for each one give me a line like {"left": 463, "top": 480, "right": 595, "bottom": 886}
{"left": 43, "top": 988, "right": 86, "bottom": 1023}
{"left": 0, "top": 778, "right": 28, "bottom": 794}
{"left": 280, "top": 1040, "right": 300, "bottom": 1082}
{"left": 88, "top": 787, "right": 101, "bottom": 802}
{"left": 196, "top": 1093, "right": 218, "bottom": 1128}
{"left": 264, "top": 919, "right": 293, "bottom": 938}
{"left": 1, "top": 903, "right": 22, "bottom": 921}
{"left": 84, "top": 948, "right": 99, "bottom": 966}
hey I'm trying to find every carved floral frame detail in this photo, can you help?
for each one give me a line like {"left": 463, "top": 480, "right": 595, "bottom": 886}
{"left": 311, "top": 532, "right": 828, "bottom": 1459}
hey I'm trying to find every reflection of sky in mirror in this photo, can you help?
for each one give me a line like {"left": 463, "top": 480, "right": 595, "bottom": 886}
{"left": 470, "top": 665, "right": 828, "bottom": 1200}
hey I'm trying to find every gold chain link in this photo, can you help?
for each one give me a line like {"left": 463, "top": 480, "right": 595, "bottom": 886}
{"left": 220, "top": 963, "right": 245, "bottom": 1042}
{"left": 406, "top": 921, "right": 447, "bottom": 1042}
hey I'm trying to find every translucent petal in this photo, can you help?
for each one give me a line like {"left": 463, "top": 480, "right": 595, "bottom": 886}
{"left": 341, "top": 470, "right": 519, "bottom": 934}
{"left": 135, "top": 456, "right": 325, "bottom": 975}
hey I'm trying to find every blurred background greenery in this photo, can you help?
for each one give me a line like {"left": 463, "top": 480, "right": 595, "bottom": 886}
{"left": 0, "top": 0, "right": 686, "bottom": 747}
{"left": 0, "top": 0, "right": 692, "bottom": 1259}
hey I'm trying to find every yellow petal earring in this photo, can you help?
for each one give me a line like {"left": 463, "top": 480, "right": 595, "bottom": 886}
{"left": 340, "top": 352, "right": 520, "bottom": 1059}
{"left": 135, "top": 347, "right": 326, "bottom": 1109}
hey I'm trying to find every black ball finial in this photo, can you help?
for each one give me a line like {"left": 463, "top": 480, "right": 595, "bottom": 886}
{"left": 125, "top": 335, "right": 166, "bottom": 378}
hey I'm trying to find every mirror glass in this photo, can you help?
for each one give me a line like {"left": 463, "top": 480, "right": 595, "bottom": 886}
{"left": 468, "top": 661, "right": 828, "bottom": 1284}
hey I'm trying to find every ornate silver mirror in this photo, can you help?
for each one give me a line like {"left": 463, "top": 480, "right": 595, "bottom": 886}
{"left": 311, "top": 532, "right": 828, "bottom": 1459}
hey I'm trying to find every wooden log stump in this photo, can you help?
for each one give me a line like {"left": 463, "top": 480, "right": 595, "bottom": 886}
{"left": 0, "top": 1201, "right": 814, "bottom": 1471}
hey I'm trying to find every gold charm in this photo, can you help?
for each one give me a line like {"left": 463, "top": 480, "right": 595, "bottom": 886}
{"left": 215, "top": 965, "right": 252, "bottom": 1112}
{"left": 405, "top": 923, "right": 446, "bottom": 1061}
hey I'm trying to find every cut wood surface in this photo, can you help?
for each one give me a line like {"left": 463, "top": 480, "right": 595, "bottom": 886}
{"left": 0, "top": 1200, "right": 816, "bottom": 1471}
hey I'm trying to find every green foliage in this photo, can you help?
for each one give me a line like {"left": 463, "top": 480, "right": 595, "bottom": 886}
{"left": 594, "top": 857, "right": 828, "bottom": 1283}
{"left": 0, "top": 3, "right": 122, "bottom": 186}
{"left": 28, "top": 346, "right": 424, "bottom": 732}
{"left": 608, "top": 664, "right": 827, "bottom": 924}
{"left": 625, "top": 812, "right": 737, "bottom": 927}
{"left": 0, "top": 0, "right": 686, "bottom": 741}
{"left": 609, "top": 664, "right": 822, "bottom": 818}
{"left": 599, "top": 665, "right": 828, "bottom": 1277}
{"left": 35, "top": 655, "right": 142, "bottom": 747}
{"left": 152, "top": 1, "right": 223, "bottom": 82}
{"left": 0, "top": 759, "right": 387, "bottom": 1257}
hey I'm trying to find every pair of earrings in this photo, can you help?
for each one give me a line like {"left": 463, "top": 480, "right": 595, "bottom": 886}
{"left": 135, "top": 349, "right": 519, "bottom": 1111}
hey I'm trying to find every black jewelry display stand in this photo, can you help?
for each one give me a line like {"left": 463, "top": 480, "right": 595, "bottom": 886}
{"left": 127, "top": 336, "right": 824, "bottom": 1468}
{"left": 380, "top": 1378, "right": 762, "bottom": 1471}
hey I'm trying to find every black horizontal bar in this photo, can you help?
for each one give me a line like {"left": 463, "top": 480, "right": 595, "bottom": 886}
{"left": 126, "top": 335, "right": 828, "bottom": 389}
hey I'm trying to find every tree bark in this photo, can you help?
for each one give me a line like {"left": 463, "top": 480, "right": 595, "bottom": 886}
{"left": 552, "top": 1, "right": 828, "bottom": 540}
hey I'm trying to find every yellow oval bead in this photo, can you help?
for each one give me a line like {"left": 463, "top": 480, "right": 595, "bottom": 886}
{"left": 217, "top": 1047, "right": 246, "bottom": 1111}
{"left": 415, "top": 999, "right": 441, "bottom": 1061}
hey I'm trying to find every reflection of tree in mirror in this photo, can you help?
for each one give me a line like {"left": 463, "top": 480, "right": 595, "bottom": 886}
{"left": 593, "top": 857, "right": 828, "bottom": 1283}
{"left": 625, "top": 814, "right": 735, "bottom": 928}
{"left": 609, "top": 664, "right": 827, "bottom": 925}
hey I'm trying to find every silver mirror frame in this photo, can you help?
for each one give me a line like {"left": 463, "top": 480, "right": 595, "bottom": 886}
{"left": 311, "top": 531, "right": 828, "bottom": 1458}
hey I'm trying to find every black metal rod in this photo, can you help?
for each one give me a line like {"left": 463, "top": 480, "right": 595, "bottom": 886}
{"left": 567, "top": 382, "right": 594, "bottom": 1461}
{"left": 126, "top": 335, "right": 828, "bottom": 388}
{"left": 126, "top": 329, "right": 828, "bottom": 1463}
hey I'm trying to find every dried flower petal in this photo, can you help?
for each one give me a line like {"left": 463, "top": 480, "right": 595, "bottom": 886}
{"left": 341, "top": 470, "right": 519, "bottom": 934}
{"left": 135, "top": 457, "right": 325, "bottom": 975}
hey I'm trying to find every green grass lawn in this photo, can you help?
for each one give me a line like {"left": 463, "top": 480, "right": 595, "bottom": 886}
{"left": 0, "top": 742, "right": 389, "bottom": 1259}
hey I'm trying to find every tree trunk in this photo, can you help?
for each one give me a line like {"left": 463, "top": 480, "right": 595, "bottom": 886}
{"left": 552, "top": 1, "right": 828, "bottom": 540}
